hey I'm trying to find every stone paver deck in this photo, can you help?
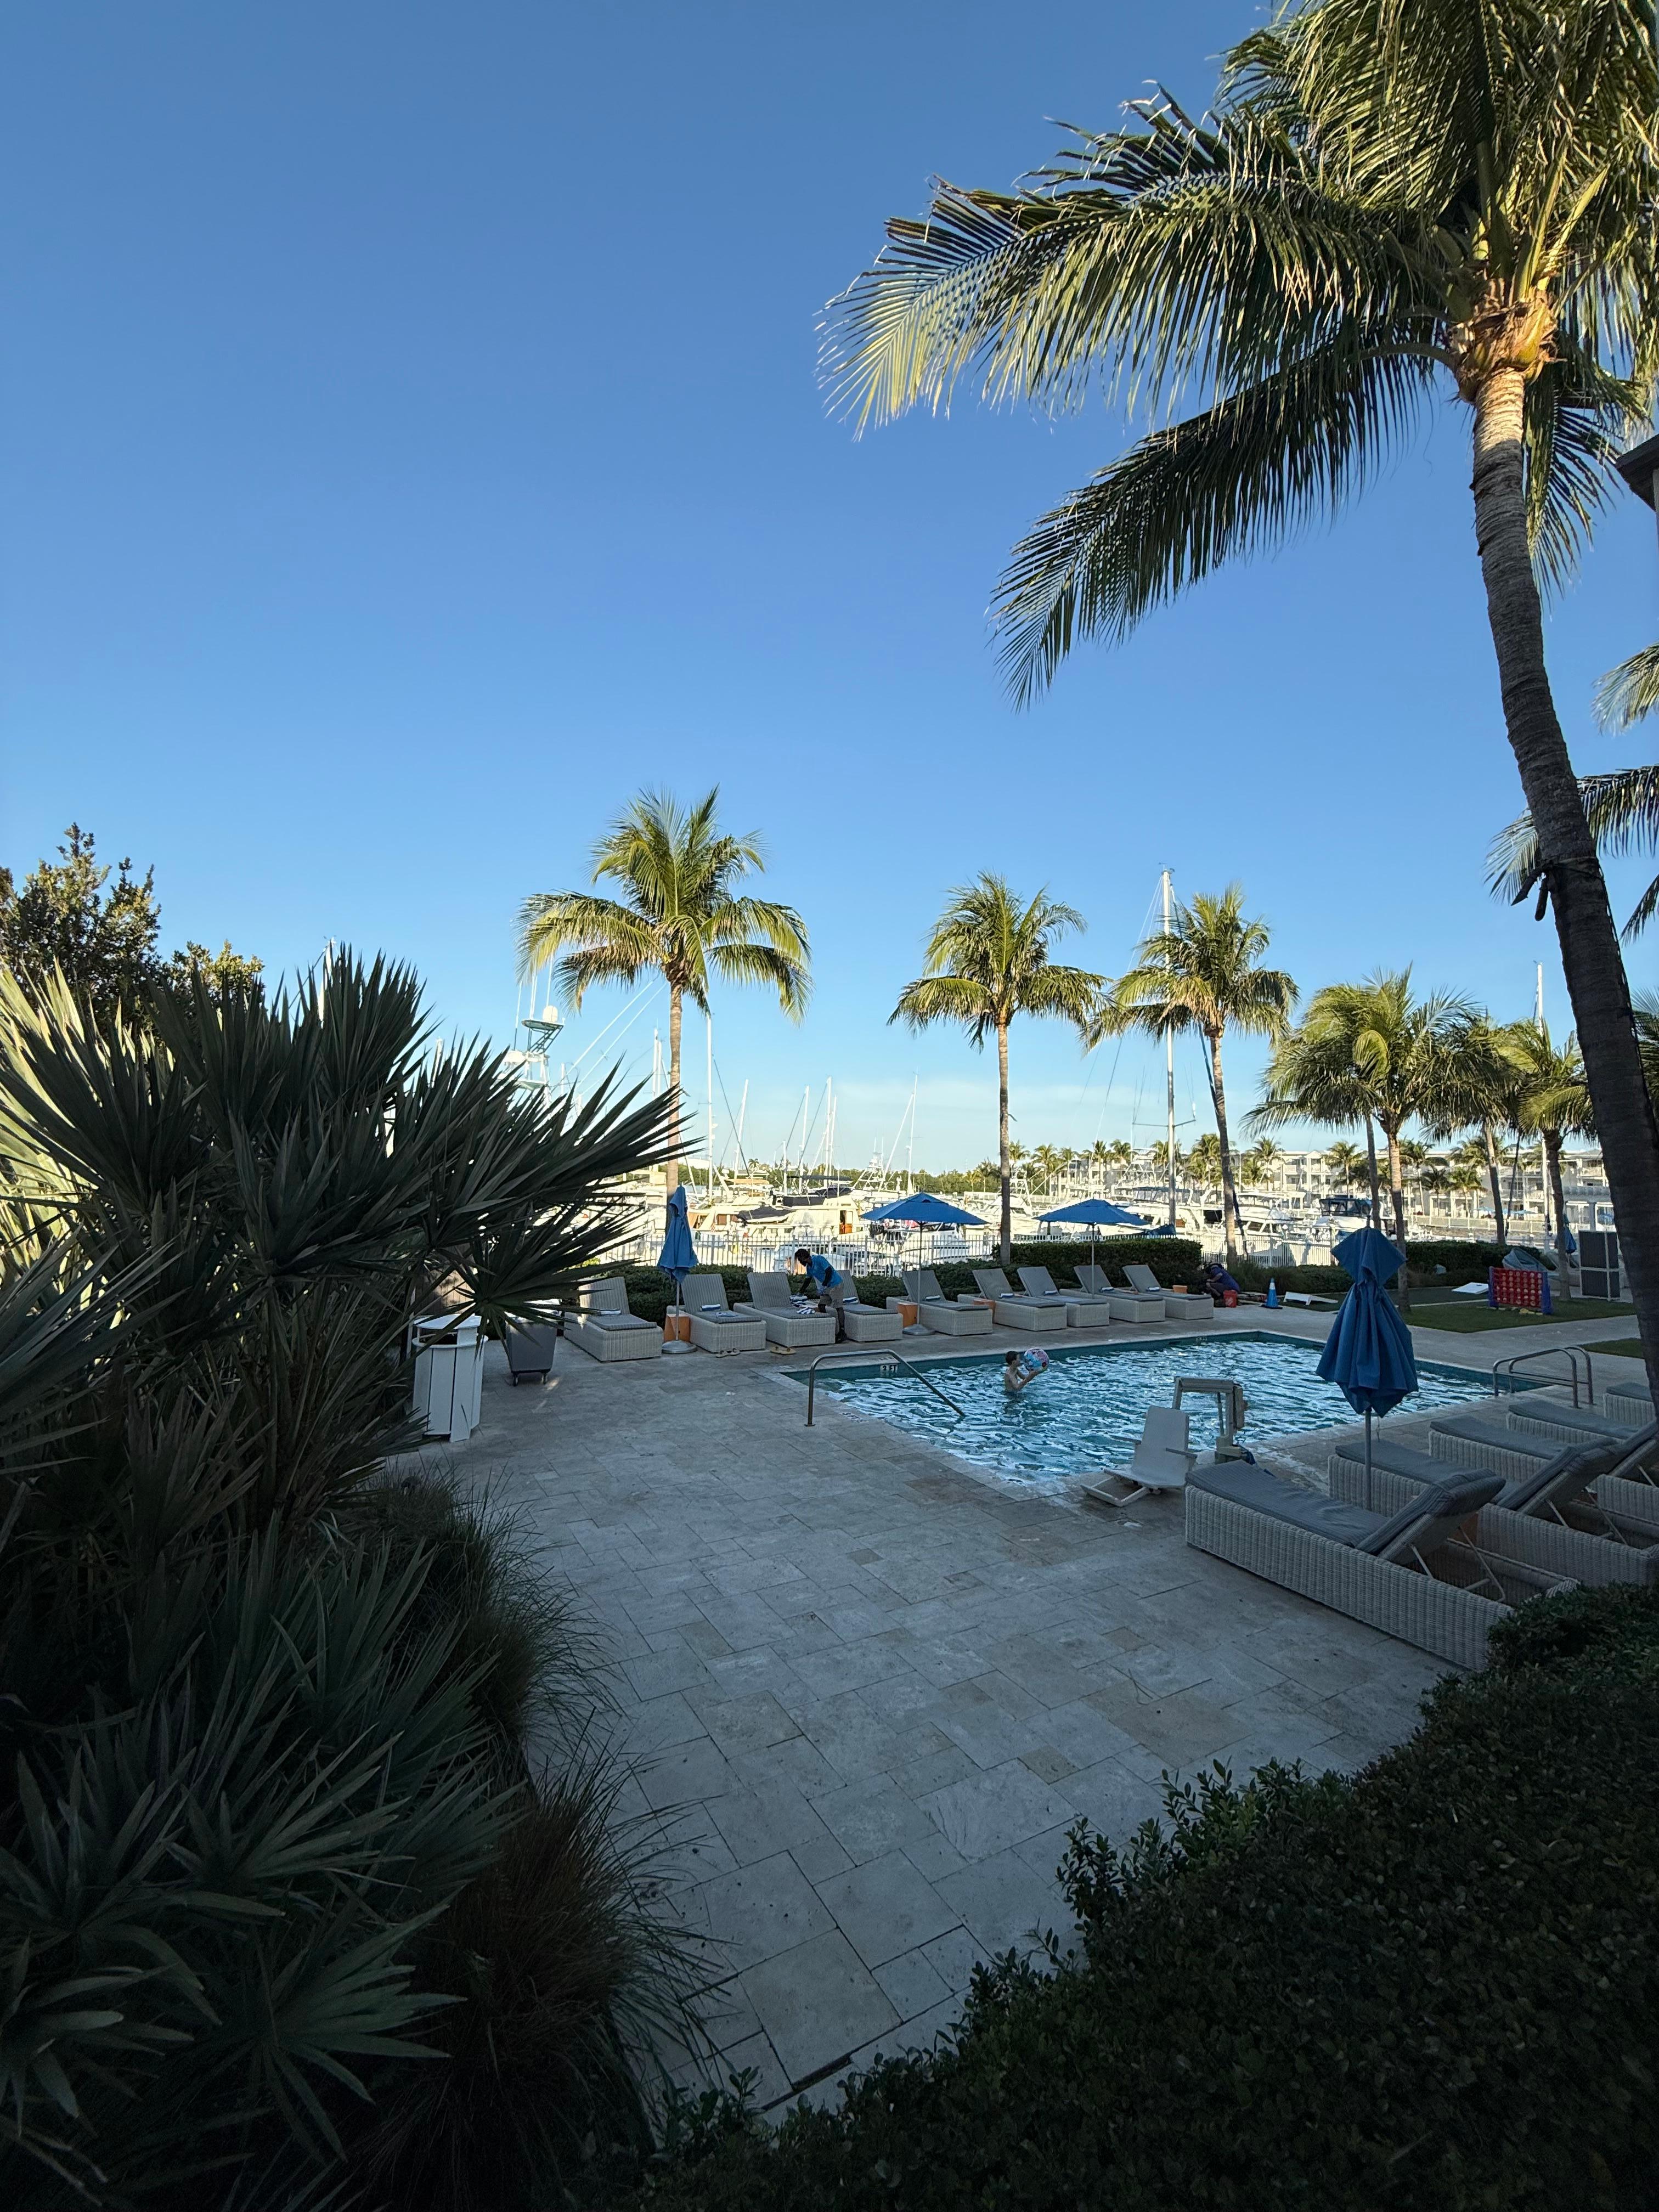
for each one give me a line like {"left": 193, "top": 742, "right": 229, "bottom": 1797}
{"left": 431, "top": 1304, "right": 1637, "bottom": 2110}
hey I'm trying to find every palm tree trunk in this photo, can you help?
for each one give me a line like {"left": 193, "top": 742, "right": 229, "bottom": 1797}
{"left": 1363, "top": 1116, "right": 1381, "bottom": 1223}
{"left": 1471, "top": 366, "right": 1659, "bottom": 1390}
{"left": 1208, "top": 1029, "right": 1239, "bottom": 1269}
{"left": 1384, "top": 1121, "right": 1410, "bottom": 1310}
{"left": 667, "top": 985, "right": 682, "bottom": 1193}
{"left": 1482, "top": 1121, "right": 1507, "bottom": 1248}
{"left": 997, "top": 1020, "right": 1012, "bottom": 1267}
{"left": 1544, "top": 1127, "right": 1571, "bottom": 1299}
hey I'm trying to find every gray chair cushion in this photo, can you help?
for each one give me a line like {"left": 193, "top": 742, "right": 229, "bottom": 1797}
{"left": 1189, "top": 1462, "right": 1500, "bottom": 1552}
{"left": 1189, "top": 1461, "right": 1385, "bottom": 1545}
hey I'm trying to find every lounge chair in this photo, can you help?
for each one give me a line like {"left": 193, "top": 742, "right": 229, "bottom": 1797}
{"left": 837, "top": 1281, "right": 904, "bottom": 1342}
{"left": 567, "top": 1277, "right": 661, "bottom": 1363}
{"left": 1121, "top": 1262, "right": 1215, "bottom": 1323}
{"left": 1606, "top": 1379, "right": 1652, "bottom": 1427}
{"left": 1071, "top": 1263, "right": 1164, "bottom": 1324}
{"left": 1425, "top": 1408, "right": 1564, "bottom": 1485}
{"left": 682, "top": 1273, "right": 768, "bottom": 1354}
{"left": 1185, "top": 1462, "right": 1517, "bottom": 1667}
{"left": 1082, "top": 1407, "right": 1196, "bottom": 1509}
{"left": 741, "top": 1271, "right": 837, "bottom": 1348}
{"left": 1017, "top": 1265, "right": 1114, "bottom": 1328}
{"left": 973, "top": 1267, "right": 1061, "bottom": 1331}
{"left": 1330, "top": 1421, "right": 1659, "bottom": 1588}
{"left": 901, "top": 1270, "right": 994, "bottom": 1336}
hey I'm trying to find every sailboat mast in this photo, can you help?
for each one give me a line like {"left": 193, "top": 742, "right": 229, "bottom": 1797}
{"left": 1162, "top": 867, "right": 1177, "bottom": 1229}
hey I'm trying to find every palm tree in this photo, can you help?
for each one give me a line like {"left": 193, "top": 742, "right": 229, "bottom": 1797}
{"left": 1244, "top": 1137, "right": 1284, "bottom": 1192}
{"left": 1502, "top": 1020, "right": 1595, "bottom": 1287}
{"left": 1254, "top": 973, "right": 1475, "bottom": 1302}
{"left": 1093, "top": 887, "right": 1294, "bottom": 1268}
{"left": 891, "top": 877, "right": 1101, "bottom": 1264}
{"left": 1431, "top": 1015, "right": 1531, "bottom": 1248}
{"left": 518, "top": 788, "right": 810, "bottom": 1190}
{"left": 1031, "top": 1141, "right": 1067, "bottom": 1195}
{"left": 1186, "top": 1131, "right": 1224, "bottom": 1194}
{"left": 1322, "top": 1139, "right": 1366, "bottom": 1194}
{"left": 826, "top": 0, "right": 1659, "bottom": 1379}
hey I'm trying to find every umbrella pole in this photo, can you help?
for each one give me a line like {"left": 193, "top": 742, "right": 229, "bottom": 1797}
{"left": 1364, "top": 1408, "right": 1373, "bottom": 1513}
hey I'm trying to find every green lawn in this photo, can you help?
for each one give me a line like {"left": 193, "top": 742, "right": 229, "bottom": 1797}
{"left": 1406, "top": 1295, "right": 1635, "bottom": 1335}
{"left": 1581, "top": 1338, "right": 1646, "bottom": 1361}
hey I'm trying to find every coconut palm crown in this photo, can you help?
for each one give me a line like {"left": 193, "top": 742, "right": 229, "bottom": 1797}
{"left": 1095, "top": 887, "right": 1295, "bottom": 1267}
{"left": 890, "top": 876, "right": 1102, "bottom": 1263}
{"left": 825, "top": 0, "right": 1659, "bottom": 1380}
{"left": 518, "top": 788, "right": 810, "bottom": 1188}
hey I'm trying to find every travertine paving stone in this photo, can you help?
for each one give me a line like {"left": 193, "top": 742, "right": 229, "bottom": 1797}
{"left": 431, "top": 1307, "right": 1601, "bottom": 2108}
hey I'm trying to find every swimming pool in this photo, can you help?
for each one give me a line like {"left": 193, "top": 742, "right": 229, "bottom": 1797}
{"left": 795, "top": 1332, "right": 1497, "bottom": 1483}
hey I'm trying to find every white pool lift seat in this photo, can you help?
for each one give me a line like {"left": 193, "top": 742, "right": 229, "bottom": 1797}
{"left": 1082, "top": 1407, "right": 1198, "bottom": 1510}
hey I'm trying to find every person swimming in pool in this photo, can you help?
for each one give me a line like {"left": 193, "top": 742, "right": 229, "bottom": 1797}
{"left": 1003, "top": 1346, "right": 1050, "bottom": 1396}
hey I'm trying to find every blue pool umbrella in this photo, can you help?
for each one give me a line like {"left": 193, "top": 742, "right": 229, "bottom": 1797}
{"left": 862, "top": 1192, "right": 988, "bottom": 1291}
{"left": 1037, "top": 1197, "right": 1151, "bottom": 1275}
{"left": 658, "top": 1186, "right": 697, "bottom": 1342}
{"left": 1317, "top": 1226, "right": 1418, "bottom": 1504}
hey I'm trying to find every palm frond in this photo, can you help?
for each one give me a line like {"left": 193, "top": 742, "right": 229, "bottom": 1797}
{"left": 1489, "top": 764, "right": 1659, "bottom": 937}
{"left": 994, "top": 341, "right": 1434, "bottom": 699}
{"left": 1595, "top": 642, "right": 1659, "bottom": 730}
{"left": 889, "top": 973, "right": 992, "bottom": 1046}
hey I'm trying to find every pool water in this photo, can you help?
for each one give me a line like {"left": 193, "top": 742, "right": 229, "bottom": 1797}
{"left": 799, "top": 1332, "right": 1496, "bottom": 1483}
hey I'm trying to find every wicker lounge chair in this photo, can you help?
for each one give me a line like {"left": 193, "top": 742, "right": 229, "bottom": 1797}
{"left": 1078, "top": 1264, "right": 1166, "bottom": 1323}
{"left": 838, "top": 1282, "right": 904, "bottom": 1342}
{"left": 682, "top": 1273, "right": 768, "bottom": 1354}
{"left": 567, "top": 1277, "right": 661, "bottom": 1363}
{"left": 902, "top": 1270, "right": 994, "bottom": 1336}
{"left": 1606, "top": 1379, "right": 1652, "bottom": 1427}
{"left": 1331, "top": 1421, "right": 1659, "bottom": 1586}
{"left": 973, "top": 1266, "right": 1062, "bottom": 1330}
{"left": 1082, "top": 1407, "right": 1197, "bottom": 1509}
{"left": 1121, "top": 1262, "right": 1215, "bottom": 1323}
{"left": 741, "top": 1271, "right": 837, "bottom": 1347}
{"left": 1017, "top": 1265, "right": 1114, "bottom": 1328}
{"left": 1185, "top": 1462, "right": 1517, "bottom": 1667}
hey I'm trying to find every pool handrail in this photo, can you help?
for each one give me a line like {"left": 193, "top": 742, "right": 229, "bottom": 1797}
{"left": 1493, "top": 1345, "right": 1592, "bottom": 1408}
{"left": 804, "top": 1347, "right": 966, "bottom": 1429}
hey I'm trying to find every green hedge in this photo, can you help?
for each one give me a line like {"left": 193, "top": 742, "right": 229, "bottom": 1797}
{"left": 630, "top": 1584, "right": 1659, "bottom": 2211}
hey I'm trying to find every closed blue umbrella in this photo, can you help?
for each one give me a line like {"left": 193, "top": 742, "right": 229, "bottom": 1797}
{"left": 1038, "top": 1196, "right": 1150, "bottom": 1276}
{"left": 862, "top": 1191, "right": 988, "bottom": 1290}
{"left": 658, "top": 1186, "right": 697, "bottom": 1344}
{"left": 1317, "top": 1226, "right": 1419, "bottom": 1504}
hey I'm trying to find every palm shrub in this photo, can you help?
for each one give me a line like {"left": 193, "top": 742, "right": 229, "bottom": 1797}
{"left": 0, "top": 957, "right": 700, "bottom": 2208}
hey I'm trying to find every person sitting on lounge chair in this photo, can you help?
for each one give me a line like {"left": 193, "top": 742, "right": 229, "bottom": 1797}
{"left": 794, "top": 1247, "right": 848, "bottom": 1338}
{"left": 1004, "top": 1346, "right": 1049, "bottom": 1396}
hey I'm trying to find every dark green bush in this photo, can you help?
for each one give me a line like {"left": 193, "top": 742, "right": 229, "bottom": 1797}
{"left": 629, "top": 1585, "right": 1659, "bottom": 2212}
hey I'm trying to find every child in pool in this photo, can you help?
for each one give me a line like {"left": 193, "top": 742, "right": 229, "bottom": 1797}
{"left": 1003, "top": 1346, "right": 1050, "bottom": 1396}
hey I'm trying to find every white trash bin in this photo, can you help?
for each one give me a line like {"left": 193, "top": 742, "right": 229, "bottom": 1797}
{"left": 411, "top": 1313, "right": 484, "bottom": 1442}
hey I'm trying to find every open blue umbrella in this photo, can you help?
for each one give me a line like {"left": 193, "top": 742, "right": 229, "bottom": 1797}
{"left": 1316, "top": 1226, "right": 1418, "bottom": 1504}
{"left": 658, "top": 1185, "right": 697, "bottom": 1347}
{"left": 862, "top": 1191, "right": 988, "bottom": 1290}
{"left": 1039, "top": 1196, "right": 1150, "bottom": 1277}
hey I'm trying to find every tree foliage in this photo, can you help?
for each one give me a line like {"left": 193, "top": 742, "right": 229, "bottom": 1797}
{"left": 0, "top": 826, "right": 262, "bottom": 1025}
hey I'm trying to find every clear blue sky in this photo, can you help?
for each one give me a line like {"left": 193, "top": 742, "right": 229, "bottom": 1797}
{"left": 4, "top": 2, "right": 1655, "bottom": 1171}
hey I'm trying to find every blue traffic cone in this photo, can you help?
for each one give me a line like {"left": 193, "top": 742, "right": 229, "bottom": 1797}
{"left": 1265, "top": 1278, "right": 1279, "bottom": 1308}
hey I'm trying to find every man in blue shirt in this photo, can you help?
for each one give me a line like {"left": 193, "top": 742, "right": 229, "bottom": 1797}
{"left": 794, "top": 1246, "right": 848, "bottom": 1338}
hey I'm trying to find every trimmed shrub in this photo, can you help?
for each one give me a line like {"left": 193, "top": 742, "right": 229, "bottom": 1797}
{"left": 628, "top": 1585, "right": 1659, "bottom": 2212}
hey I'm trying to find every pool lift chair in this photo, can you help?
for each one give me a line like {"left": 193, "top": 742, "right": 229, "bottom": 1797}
{"left": 1082, "top": 1377, "right": 1250, "bottom": 1511}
